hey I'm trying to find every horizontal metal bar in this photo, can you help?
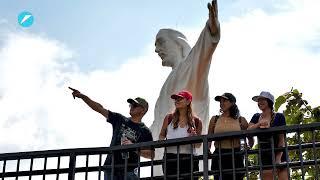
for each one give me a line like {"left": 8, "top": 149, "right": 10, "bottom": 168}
{"left": 1, "top": 123, "right": 320, "bottom": 161}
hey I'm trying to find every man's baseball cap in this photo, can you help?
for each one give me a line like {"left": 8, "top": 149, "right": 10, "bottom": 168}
{"left": 127, "top": 97, "right": 149, "bottom": 111}
{"left": 252, "top": 91, "right": 274, "bottom": 103}
{"left": 214, "top": 93, "right": 236, "bottom": 103}
{"left": 171, "top": 90, "right": 193, "bottom": 101}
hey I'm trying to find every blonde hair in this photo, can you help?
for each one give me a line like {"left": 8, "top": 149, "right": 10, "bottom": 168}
{"left": 171, "top": 104, "right": 195, "bottom": 129}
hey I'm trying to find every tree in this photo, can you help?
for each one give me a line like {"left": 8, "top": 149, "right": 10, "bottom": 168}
{"left": 274, "top": 88, "right": 320, "bottom": 179}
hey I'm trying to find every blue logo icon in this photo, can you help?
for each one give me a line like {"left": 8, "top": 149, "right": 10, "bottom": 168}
{"left": 18, "top": 11, "right": 34, "bottom": 27}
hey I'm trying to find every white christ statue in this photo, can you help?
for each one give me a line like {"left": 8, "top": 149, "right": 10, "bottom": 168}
{"left": 149, "top": 0, "right": 221, "bottom": 175}
{"left": 151, "top": 1, "right": 220, "bottom": 143}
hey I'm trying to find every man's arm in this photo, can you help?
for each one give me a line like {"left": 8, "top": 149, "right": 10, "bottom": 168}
{"left": 122, "top": 139, "right": 155, "bottom": 159}
{"left": 69, "top": 87, "right": 108, "bottom": 118}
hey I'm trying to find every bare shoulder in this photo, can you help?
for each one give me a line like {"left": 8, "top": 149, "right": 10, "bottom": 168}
{"left": 193, "top": 115, "right": 202, "bottom": 123}
{"left": 162, "top": 113, "right": 173, "bottom": 125}
{"left": 209, "top": 115, "right": 219, "bottom": 123}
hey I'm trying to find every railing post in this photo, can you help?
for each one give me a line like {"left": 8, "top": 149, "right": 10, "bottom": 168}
{"left": 2, "top": 159, "right": 6, "bottom": 180}
{"left": 312, "top": 130, "right": 319, "bottom": 180}
{"left": 297, "top": 130, "right": 305, "bottom": 180}
{"left": 68, "top": 153, "right": 76, "bottom": 180}
{"left": 202, "top": 136, "right": 209, "bottom": 180}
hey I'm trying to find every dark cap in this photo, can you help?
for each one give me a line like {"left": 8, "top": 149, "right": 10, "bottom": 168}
{"left": 127, "top": 97, "right": 149, "bottom": 111}
{"left": 214, "top": 93, "right": 236, "bottom": 103}
{"left": 171, "top": 90, "right": 192, "bottom": 101}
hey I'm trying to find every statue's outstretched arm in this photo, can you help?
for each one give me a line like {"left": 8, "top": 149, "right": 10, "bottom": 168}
{"left": 181, "top": 1, "right": 221, "bottom": 96}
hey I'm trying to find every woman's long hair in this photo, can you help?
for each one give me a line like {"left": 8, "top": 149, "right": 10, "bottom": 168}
{"left": 171, "top": 104, "right": 194, "bottom": 129}
{"left": 221, "top": 103, "right": 240, "bottom": 119}
{"left": 266, "top": 99, "right": 276, "bottom": 125}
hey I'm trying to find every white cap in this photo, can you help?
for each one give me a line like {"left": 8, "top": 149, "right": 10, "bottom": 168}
{"left": 252, "top": 91, "right": 274, "bottom": 103}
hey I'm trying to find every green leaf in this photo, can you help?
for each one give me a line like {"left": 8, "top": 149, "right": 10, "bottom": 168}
{"left": 292, "top": 89, "right": 300, "bottom": 96}
{"left": 312, "top": 107, "right": 320, "bottom": 121}
{"left": 286, "top": 117, "right": 294, "bottom": 125}
{"left": 275, "top": 95, "right": 287, "bottom": 111}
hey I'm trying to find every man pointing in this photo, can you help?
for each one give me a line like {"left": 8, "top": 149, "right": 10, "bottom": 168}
{"left": 69, "top": 87, "right": 154, "bottom": 180}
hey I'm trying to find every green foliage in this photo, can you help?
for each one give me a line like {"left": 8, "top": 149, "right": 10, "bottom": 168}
{"left": 275, "top": 95, "right": 286, "bottom": 112}
{"left": 274, "top": 88, "right": 320, "bottom": 178}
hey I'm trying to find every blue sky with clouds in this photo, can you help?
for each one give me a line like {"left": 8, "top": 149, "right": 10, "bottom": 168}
{"left": 0, "top": 0, "right": 295, "bottom": 71}
{"left": 0, "top": 0, "right": 319, "bottom": 156}
{"left": 2, "top": 0, "right": 207, "bottom": 70}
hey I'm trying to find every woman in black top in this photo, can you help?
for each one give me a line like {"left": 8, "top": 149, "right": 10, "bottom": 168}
{"left": 248, "top": 91, "right": 289, "bottom": 180}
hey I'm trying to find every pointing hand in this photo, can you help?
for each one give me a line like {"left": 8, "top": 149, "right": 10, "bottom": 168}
{"left": 68, "top": 87, "right": 82, "bottom": 99}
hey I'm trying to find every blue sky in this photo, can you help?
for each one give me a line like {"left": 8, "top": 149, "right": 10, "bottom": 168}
{"left": 2, "top": 0, "right": 207, "bottom": 70}
{"left": 0, "top": 0, "right": 319, "bottom": 155}
{"left": 0, "top": 0, "right": 292, "bottom": 71}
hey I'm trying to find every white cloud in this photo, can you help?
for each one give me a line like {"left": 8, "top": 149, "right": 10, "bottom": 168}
{"left": 0, "top": 32, "right": 75, "bottom": 152}
{"left": 0, "top": 30, "right": 171, "bottom": 153}
{"left": 215, "top": 0, "right": 320, "bottom": 115}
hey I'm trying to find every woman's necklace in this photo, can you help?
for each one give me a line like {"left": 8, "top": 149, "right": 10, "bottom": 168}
{"left": 178, "top": 119, "right": 187, "bottom": 127}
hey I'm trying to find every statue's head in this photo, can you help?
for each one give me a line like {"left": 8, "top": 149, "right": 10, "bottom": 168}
{"left": 155, "top": 29, "right": 191, "bottom": 67}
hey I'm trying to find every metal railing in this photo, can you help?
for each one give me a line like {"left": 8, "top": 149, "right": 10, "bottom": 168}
{"left": 1, "top": 122, "right": 320, "bottom": 180}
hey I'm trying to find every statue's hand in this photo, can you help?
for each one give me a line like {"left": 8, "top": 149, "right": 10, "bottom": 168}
{"left": 207, "top": 0, "right": 219, "bottom": 35}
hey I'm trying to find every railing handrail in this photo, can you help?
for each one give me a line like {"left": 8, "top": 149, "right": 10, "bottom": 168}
{"left": 1, "top": 122, "right": 320, "bottom": 161}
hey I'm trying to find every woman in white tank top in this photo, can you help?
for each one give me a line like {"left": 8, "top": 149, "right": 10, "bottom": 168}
{"left": 159, "top": 90, "right": 202, "bottom": 179}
